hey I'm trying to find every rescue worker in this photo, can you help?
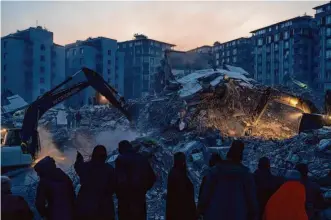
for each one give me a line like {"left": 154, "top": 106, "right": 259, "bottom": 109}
{"left": 166, "top": 152, "right": 196, "bottom": 220}
{"left": 198, "top": 140, "right": 259, "bottom": 220}
{"left": 1, "top": 176, "right": 33, "bottom": 220}
{"left": 74, "top": 145, "right": 116, "bottom": 220}
{"left": 263, "top": 170, "right": 308, "bottom": 220}
{"left": 254, "top": 157, "right": 284, "bottom": 219}
{"left": 75, "top": 111, "right": 82, "bottom": 127}
{"left": 34, "top": 156, "right": 75, "bottom": 220}
{"left": 295, "top": 163, "right": 326, "bottom": 219}
{"left": 115, "top": 140, "right": 156, "bottom": 220}
{"left": 66, "top": 111, "right": 72, "bottom": 129}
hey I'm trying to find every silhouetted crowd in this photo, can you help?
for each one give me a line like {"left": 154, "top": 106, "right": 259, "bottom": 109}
{"left": 1, "top": 140, "right": 331, "bottom": 220}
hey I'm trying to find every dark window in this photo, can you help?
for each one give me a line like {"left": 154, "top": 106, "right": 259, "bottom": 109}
{"left": 73, "top": 49, "right": 76, "bottom": 56}
{"left": 108, "top": 69, "right": 111, "bottom": 74}
{"left": 40, "top": 66, "right": 45, "bottom": 73}
{"left": 108, "top": 60, "right": 111, "bottom": 65}
{"left": 4, "top": 53, "right": 8, "bottom": 59}
{"left": 40, "top": 44, "right": 45, "bottom": 51}
{"left": 4, "top": 64, "right": 7, "bottom": 71}
{"left": 80, "top": 58, "right": 84, "bottom": 65}
{"left": 80, "top": 48, "right": 84, "bottom": 54}
{"left": 40, "top": 78, "right": 45, "bottom": 84}
{"left": 108, "top": 50, "right": 111, "bottom": 56}
{"left": 115, "top": 74, "right": 119, "bottom": 79}
{"left": 3, "top": 76, "right": 6, "bottom": 83}
{"left": 4, "top": 41, "right": 7, "bottom": 48}
{"left": 40, "top": 88, "right": 45, "bottom": 94}
{"left": 40, "top": 55, "right": 45, "bottom": 62}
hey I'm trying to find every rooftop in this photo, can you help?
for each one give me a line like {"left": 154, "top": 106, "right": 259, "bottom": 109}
{"left": 119, "top": 34, "right": 176, "bottom": 47}
{"left": 2, "top": 26, "right": 52, "bottom": 39}
{"left": 250, "top": 15, "right": 312, "bottom": 33}
{"left": 65, "top": 36, "right": 117, "bottom": 49}
{"left": 313, "top": 2, "right": 331, "bottom": 10}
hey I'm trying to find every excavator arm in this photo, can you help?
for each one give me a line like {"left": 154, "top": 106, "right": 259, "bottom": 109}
{"left": 20, "top": 67, "right": 131, "bottom": 157}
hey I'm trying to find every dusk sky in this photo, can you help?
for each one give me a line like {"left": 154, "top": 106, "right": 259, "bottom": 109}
{"left": 1, "top": 1, "right": 326, "bottom": 50}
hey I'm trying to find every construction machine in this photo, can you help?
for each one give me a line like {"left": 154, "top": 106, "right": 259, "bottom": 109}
{"left": 1, "top": 67, "right": 131, "bottom": 170}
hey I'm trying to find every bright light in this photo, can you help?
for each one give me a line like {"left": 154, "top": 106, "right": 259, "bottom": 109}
{"left": 288, "top": 112, "right": 303, "bottom": 120}
{"left": 1, "top": 129, "right": 7, "bottom": 133}
{"left": 289, "top": 98, "right": 299, "bottom": 106}
{"left": 100, "top": 95, "right": 107, "bottom": 101}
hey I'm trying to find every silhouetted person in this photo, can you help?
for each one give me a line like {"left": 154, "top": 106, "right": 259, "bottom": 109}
{"left": 318, "top": 170, "right": 331, "bottom": 187}
{"left": 74, "top": 145, "right": 116, "bottom": 220}
{"left": 198, "top": 153, "right": 223, "bottom": 213}
{"left": 296, "top": 163, "right": 326, "bottom": 219}
{"left": 75, "top": 111, "right": 82, "bottom": 127}
{"left": 198, "top": 140, "right": 259, "bottom": 220}
{"left": 166, "top": 152, "right": 196, "bottom": 220}
{"left": 66, "top": 112, "right": 73, "bottom": 129}
{"left": 263, "top": 170, "right": 308, "bottom": 220}
{"left": 254, "top": 157, "right": 284, "bottom": 219}
{"left": 34, "top": 156, "right": 75, "bottom": 220}
{"left": 1, "top": 176, "right": 33, "bottom": 220}
{"left": 115, "top": 140, "right": 156, "bottom": 220}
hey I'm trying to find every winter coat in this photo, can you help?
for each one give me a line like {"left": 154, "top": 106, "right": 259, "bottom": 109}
{"left": 1, "top": 193, "right": 33, "bottom": 220}
{"left": 35, "top": 166, "right": 75, "bottom": 220}
{"left": 74, "top": 159, "right": 116, "bottom": 220}
{"left": 115, "top": 151, "right": 156, "bottom": 220}
{"left": 263, "top": 181, "right": 308, "bottom": 220}
{"left": 198, "top": 160, "right": 259, "bottom": 220}
{"left": 166, "top": 167, "right": 196, "bottom": 220}
{"left": 254, "top": 169, "right": 284, "bottom": 219}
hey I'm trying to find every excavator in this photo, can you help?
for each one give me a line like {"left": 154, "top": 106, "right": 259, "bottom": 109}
{"left": 1, "top": 67, "right": 131, "bottom": 170}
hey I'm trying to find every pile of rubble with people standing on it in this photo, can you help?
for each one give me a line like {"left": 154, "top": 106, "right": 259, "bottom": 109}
{"left": 2, "top": 65, "right": 331, "bottom": 220}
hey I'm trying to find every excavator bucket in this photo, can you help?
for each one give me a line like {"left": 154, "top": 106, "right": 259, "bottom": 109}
{"left": 298, "top": 113, "right": 331, "bottom": 133}
{"left": 82, "top": 67, "right": 131, "bottom": 121}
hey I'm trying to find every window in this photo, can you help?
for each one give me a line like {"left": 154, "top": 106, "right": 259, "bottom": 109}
{"left": 3, "top": 64, "right": 7, "bottom": 71}
{"left": 326, "top": 50, "right": 331, "bottom": 58}
{"left": 80, "top": 58, "right": 84, "bottom": 65}
{"left": 233, "top": 56, "right": 237, "bottom": 63}
{"left": 317, "top": 7, "right": 324, "bottom": 13}
{"left": 284, "top": 31, "right": 289, "bottom": 39}
{"left": 3, "top": 41, "right": 7, "bottom": 48}
{"left": 268, "top": 27, "right": 272, "bottom": 32}
{"left": 80, "top": 48, "right": 84, "bottom": 54}
{"left": 233, "top": 49, "right": 237, "bottom": 55}
{"left": 327, "top": 15, "right": 331, "bottom": 24}
{"left": 284, "top": 41, "right": 289, "bottom": 49}
{"left": 129, "top": 43, "right": 133, "bottom": 47}
{"left": 4, "top": 53, "right": 7, "bottom": 59}
{"left": 40, "top": 44, "right": 45, "bottom": 51}
{"left": 227, "top": 51, "right": 230, "bottom": 56}
{"left": 216, "top": 53, "right": 220, "bottom": 59}
{"left": 274, "top": 43, "right": 279, "bottom": 51}
{"left": 40, "top": 66, "right": 45, "bottom": 73}
{"left": 40, "top": 78, "right": 45, "bottom": 84}
{"left": 40, "top": 55, "right": 45, "bottom": 62}
{"left": 143, "top": 57, "right": 149, "bottom": 62}
{"left": 136, "top": 50, "right": 141, "bottom": 54}
{"left": 327, "top": 28, "right": 331, "bottom": 37}
{"left": 108, "top": 69, "right": 111, "bottom": 74}
{"left": 66, "top": 51, "right": 70, "bottom": 58}
{"left": 123, "top": 44, "right": 126, "bottom": 48}
{"left": 327, "top": 39, "right": 331, "bottom": 47}
{"left": 267, "top": 36, "right": 272, "bottom": 43}
{"left": 257, "top": 38, "right": 263, "bottom": 46}
{"left": 108, "top": 60, "right": 111, "bottom": 65}
{"left": 108, "top": 50, "right": 111, "bottom": 56}
{"left": 73, "top": 49, "right": 76, "bottom": 56}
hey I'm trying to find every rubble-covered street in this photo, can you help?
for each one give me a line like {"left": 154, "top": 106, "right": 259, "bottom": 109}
{"left": 2, "top": 66, "right": 331, "bottom": 219}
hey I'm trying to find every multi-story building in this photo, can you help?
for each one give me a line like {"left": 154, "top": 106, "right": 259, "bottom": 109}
{"left": 1, "top": 26, "right": 65, "bottom": 103}
{"left": 187, "top": 45, "right": 212, "bottom": 54}
{"left": 65, "top": 37, "right": 124, "bottom": 107}
{"left": 250, "top": 16, "right": 316, "bottom": 86}
{"left": 314, "top": 2, "right": 331, "bottom": 91}
{"left": 118, "top": 34, "right": 175, "bottom": 99}
{"left": 212, "top": 38, "right": 254, "bottom": 74}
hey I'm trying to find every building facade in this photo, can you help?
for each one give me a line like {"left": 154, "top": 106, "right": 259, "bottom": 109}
{"left": 314, "top": 2, "right": 331, "bottom": 91}
{"left": 1, "top": 26, "right": 65, "bottom": 103}
{"left": 212, "top": 38, "right": 254, "bottom": 74}
{"left": 187, "top": 45, "right": 212, "bottom": 54}
{"left": 250, "top": 16, "right": 316, "bottom": 86}
{"left": 118, "top": 34, "right": 175, "bottom": 99}
{"left": 65, "top": 37, "right": 124, "bottom": 107}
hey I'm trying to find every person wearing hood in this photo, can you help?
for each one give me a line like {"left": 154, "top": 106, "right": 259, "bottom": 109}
{"left": 115, "top": 140, "right": 156, "bottom": 220}
{"left": 263, "top": 170, "right": 308, "bottom": 220}
{"left": 74, "top": 145, "right": 116, "bottom": 220}
{"left": 295, "top": 163, "right": 326, "bottom": 220}
{"left": 198, "top": 140, "right": 259, "bottom": 220}
{"left": 1, "top": 176, "right": 33, "bottom": 220}
{"left": 254, "top": 157, "right": 284, "bottom": 219}
{"left": 34, "top": 156, "right": 75, "bottom": 220}
{"left": 166, "top": 152, "right": 196, "bottom": 220}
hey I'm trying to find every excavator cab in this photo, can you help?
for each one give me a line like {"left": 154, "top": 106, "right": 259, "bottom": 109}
{"left": 1, "top": 67, "right": 131, "bottom": 171}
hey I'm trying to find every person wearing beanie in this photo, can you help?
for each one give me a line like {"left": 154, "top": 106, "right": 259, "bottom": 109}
{"left": 254, "top": 157, "right": 284, "bottom": 220}
{"left": 198, "top": 140, "right": 258, "bottom": 220}
{"left": 263, "top": 169, "right": 308, "bottom": 220}
{"left": 34, "top": 156, "right": 75, "bottom": 220}
{"left": 1, "top": 176, "right": 33, "bottom": 220}
{"left": 295, "top": 163, "right": 326, "bottom": 219}
{"left": 74, "top": 145, "right": 116, "bottom": 220}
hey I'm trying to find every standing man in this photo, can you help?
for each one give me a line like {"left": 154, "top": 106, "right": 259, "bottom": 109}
{"left": 115, "top": 140, "right": 156, "bottom": 220}
{"left": 75, "top": 111, "right": 82, "bottom": 128}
